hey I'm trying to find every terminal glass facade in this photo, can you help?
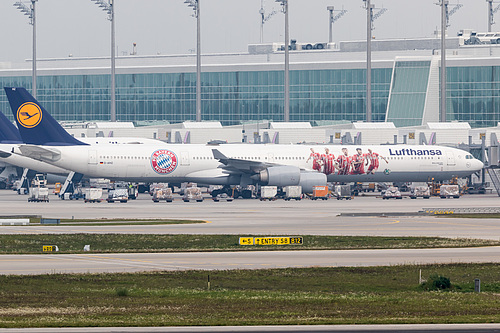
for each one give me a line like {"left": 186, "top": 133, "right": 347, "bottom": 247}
{"left": 0, "top": 68, "right": 391, "bottom": 125}
{"left": 386, "top": 61, "right": 431, "bottom": 127}
{"left": 447, "top": 65, "right": 500, "bottom": 128}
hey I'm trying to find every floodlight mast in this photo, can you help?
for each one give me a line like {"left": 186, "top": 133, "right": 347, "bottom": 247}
{"left": 90, "top": 0, "right": 116, "bottom": 122}
{"left": 441, "top": 0, "right": 447, "bottom": 123}
{"left": 327, "top": 6, "right": 348, "bottom": 44}
{"left": 184, "top": 0, "right": 201, "bottom": 122}
{"left": 260, "top": 0, "right": 277, "bottom": 43}
{"left": 363, "top": 0, "right": 374, "bottom": 123}
{"left": 487, "top": 0, "right": 500, "bottom": 32}
{"left": 276, "top": 0, "right": 290, "bottom": 122}
{"left": 14, "top": 0, "right": 37, "bottom": 98}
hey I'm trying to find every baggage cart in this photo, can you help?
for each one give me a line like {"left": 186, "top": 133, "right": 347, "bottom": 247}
{"left": 84, "top": 188, "right": 103, "bottom": 203}
{"left": 440, "top": 185, "right": 460, "bottom": 198}
{"left": 410, "top": 186, "right": 431, "bottom": 199}
{"left": 107, "top": 189, "right": 128, "bottom": 203}
{"left": 334, "top": 185, "right": 352, "bottom": 200}
{"left": 382, "top": 186, "right": 402, "bottom": 199}
{"left": 284, "top": 186, "right": 302, "bottom": 201}
{"left": 28, "top": 187, "right": 50, "bottom": 202}
{"left": 182, "top": 187, "right": 204, "bottom": 202}
{"left": 152, "top": 187, "right": 174, "bottom": 202}
{"left": 260, "top": 186, "right": 278, "bottom": 201}
{"left": 311, "top": 186, "right": 328, "bottom": 200}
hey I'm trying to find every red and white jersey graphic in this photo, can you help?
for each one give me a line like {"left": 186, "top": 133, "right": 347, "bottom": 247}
{"left": 322, "top": 153, "right": 336, "bottom": 175}
{"left": 310, "top": 152, "right": 322, "bottom": 171}
{"left": 337, "top": 155, "right": 351, "bottom": 175}
{"left": 351, "top": 154, "right": 366, "bottom": 175}
{"left": 366, "top": 152, "right": 380, "bottom": 170}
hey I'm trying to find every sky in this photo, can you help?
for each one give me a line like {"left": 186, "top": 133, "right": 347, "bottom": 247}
{"left": 0, "top": 0, "right": 489, "bottom": 64}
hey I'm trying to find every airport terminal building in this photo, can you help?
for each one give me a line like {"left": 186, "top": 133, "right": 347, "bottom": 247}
{"left": 1, "top": 36, "right": 500, "bottom": 128}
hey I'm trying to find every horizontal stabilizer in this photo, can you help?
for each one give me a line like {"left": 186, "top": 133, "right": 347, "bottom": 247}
{"left": 18, "top": 145, "right": 61, "bottom": 162}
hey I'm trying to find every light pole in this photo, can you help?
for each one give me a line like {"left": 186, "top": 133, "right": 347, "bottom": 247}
{"left": 14, "top": 0, "right": 37, "bottom": 98}
{"left": 363, "top": 0, "right": 373, "bottom": 122}
{"left": 276, "top": 0, "right": 290, "bottom": 122}
{"left": 327, "top": 6, "right": 334, "bottom": 43}
{"left": 91, "top": 0, "right": 116, "bottom": 122}
{"left": 184, "top": 0, "right": 202, "bottom": 122}
{"left": 440, "top": 0, "right": 447, "bottom": 123}
{"left": 259, "top": 0, "right": 277, "bottom": 44}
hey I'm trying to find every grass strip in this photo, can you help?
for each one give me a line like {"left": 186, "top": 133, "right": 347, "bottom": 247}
{"left": 0, "top": 234, "right": 498, "bottom": 254}
{"left": 1, "top": 263, "right": 500, "bottom": 327}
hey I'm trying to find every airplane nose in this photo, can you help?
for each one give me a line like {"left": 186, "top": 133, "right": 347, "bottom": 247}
{"left": 476, "top": 159, "right": 484, "bottom": 170}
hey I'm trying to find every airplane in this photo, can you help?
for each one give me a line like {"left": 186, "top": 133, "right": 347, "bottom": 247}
{"left": 2, "top": 87, "right": 484, "bottom": 193}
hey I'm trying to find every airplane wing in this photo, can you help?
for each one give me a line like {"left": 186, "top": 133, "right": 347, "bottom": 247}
{"left": 17, "top": 145, "right": 61, "bottom": 162}
{"left": 212, "top": 149, "right": 272, "bottom": 174}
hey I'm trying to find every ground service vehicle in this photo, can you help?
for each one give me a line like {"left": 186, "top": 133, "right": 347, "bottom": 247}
{"left": 107, "top": 189, "right": 128, "bottom": 203}
{"left": 213, "top": 193, "right": 233, "bottom": 202}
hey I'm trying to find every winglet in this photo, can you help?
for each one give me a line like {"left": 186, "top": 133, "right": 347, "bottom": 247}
{"left": 4, "top": 87, "right": 88, "bottom": 146}
{"left": 0, "top": 111, "right": 22, "bottom": 144}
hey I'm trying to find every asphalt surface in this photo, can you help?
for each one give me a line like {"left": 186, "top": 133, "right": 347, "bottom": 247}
{"left": 0, "top": 191, "right": 500, "bottom": 240}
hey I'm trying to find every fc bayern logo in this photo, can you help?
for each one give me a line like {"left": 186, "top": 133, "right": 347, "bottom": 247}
{"left": 151, "top": 150, "right": 178, "bottom": 174}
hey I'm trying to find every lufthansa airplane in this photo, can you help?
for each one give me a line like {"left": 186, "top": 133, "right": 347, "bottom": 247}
{"left": 3, "top": 87, "right": 484, "bottom": 192}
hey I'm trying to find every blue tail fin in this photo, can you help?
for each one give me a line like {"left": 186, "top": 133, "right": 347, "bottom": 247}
{"left": 4, "top": 87, "right": 87, "bottom": 146}
{"left": 0, "top": 110, "right": 22, "bottom": 144}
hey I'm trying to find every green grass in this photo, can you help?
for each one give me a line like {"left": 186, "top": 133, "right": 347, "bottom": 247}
{"left": 1, "top": 264, "right": 500, "bottom": 327}
{"left": 0, "top": 234, "right": 498, "bottom": 254}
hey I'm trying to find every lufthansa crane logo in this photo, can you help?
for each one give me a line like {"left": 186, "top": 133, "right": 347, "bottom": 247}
{"left": 17, "top": 102, "right": 42, "bottom": 128}
{"left": 151, "top": 149, "right": 178, "bottom": 174}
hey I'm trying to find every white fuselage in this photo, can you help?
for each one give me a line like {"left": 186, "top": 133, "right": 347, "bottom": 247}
{"left": 17, "top": 143, "right": 484, "bottom": 185}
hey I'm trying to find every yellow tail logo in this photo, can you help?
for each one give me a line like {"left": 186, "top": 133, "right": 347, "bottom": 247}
{"left": 17, "top": 102, "right": 42, "bottom": 128}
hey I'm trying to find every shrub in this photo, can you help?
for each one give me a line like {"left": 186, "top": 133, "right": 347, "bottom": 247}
{"left": 421, "top": 274, "right": 451, "bottom": 291}
{"left": 116, "top": 287, "right": 129, "bottom": 297}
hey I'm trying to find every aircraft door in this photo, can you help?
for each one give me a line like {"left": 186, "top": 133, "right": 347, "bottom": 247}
{"left": 446, "top": 151, "right": 456, "bottom": 166}
{"left": 180, "top": 151, "right": 190, "bottom": 166}
{"left": 88, "top": 150, "right": 97, "bottom": 165}
{"left": 268, "top": 153, "right": 275, "bottom": 163}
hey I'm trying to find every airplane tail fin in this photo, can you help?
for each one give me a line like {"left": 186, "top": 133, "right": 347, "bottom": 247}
{"left": 4, "top": 87, "right": 87, "bottom": 146}
{"left": 0, "top": 111, "right": 22, "bottom": 144}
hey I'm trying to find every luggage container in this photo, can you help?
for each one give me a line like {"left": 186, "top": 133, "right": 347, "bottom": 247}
{"left": 284, "top": 186, "right": 302, "bottom": 201}
{"left": 182, "top": 187, "right": 204, "bottom": 202}
{"left": 28, "top": 187, "right": 49, "bottom": 202}
{"left": 382, "top": 186, "right": 402, "bottom": 199}
{"left": 334, "top": 185, "right": 352, "bottom": 200}
{"left": 152, "top": 188, "right": 174, "bottom": 202}
{"left": 260, "top": 186, "right": 278, "bottom": 201}
{"left": 440, "top": 185, "right": 460, "bottom": 198}
{"left": 311, "top": 186, "right": 329, "bottom": 200}
{"left": 84, "top": 188, "right": 103, "bottom": 203}
{"left": 410, "top": 186, "right": 431, "bottom": 199}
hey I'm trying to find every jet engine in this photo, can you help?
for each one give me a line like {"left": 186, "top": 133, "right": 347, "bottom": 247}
{"left": 256, "top": 166, "right": 327, "bottom": 193}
